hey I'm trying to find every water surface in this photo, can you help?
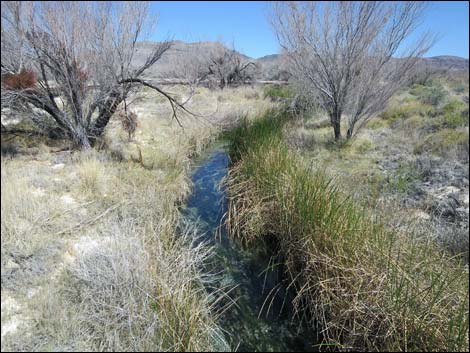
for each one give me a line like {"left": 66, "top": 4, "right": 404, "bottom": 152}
{"left": 182, "top": 142, "right": 317, "bottom": 352}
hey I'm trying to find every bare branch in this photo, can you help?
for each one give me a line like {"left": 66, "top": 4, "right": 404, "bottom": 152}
{"left": 1, "top": 1, "right": 179, "bottom": 149}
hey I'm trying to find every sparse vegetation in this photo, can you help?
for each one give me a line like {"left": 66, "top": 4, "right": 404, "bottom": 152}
{"left": 1, "top": 84, "right": 274, "bottom": 351}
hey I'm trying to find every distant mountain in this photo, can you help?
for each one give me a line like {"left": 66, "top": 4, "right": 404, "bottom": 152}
{"left": 133, "top": 41, "right": 217, "bottom": 79}
{"left": 420, "top": 56, "right": 469, "bottom": 71}
{"left": 133, "top": 41, "right": 469, "bottom": 81}
{"left": 133, "top": 40, "right": 253, "bottom": 79}
{"left": 257, "top": 54, "right": 281, "bottom": 62}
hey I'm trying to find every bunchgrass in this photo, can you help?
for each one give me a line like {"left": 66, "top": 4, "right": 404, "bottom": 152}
{"left": 225, "top": 110, "right": 469, "bottom": 351}
{"left": 1, "top": 84, "right": 277, "bottom": 351}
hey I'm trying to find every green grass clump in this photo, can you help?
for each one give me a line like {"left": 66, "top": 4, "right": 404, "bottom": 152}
{"left": 225, "top": 111, "right": 469, "bottom": 351}
{"left": 263, "top": 84, "right": 294, "bottom": 100}
{"left": 349, "top": 137, "right": 375, "bottom": 154}
{"left": 378, "top": 100, "right": 435, "bottom": 127}
{"left": 366, "top": 117, "right": 391, "bottom": 129}
{"left": 438, "top": 100, "right": 469, "bottom": 129}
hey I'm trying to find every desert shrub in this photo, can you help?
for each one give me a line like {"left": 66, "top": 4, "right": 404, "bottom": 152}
{"left": 414, "top": 129, "right": 469, "bottom": 159}
{"left": 1, "top": 140, "right": 19, "bottom": 157}
{"left": 424, "top": 100, "right": 469, "bottom": 131}
{"left": 76, "top": 152, "right": 107, "bottom": 195}
{"left": 366, "top": 117, "right": 390, "bottom": 129}
{"left": 440, "top": 111, "right": 468, "bottom": 129}
{"left": 410, "top": 83, "right": 447, "bottom": 106}
{"left": 439, "top": 100, "right": 469, "bottom": 128}
{"left": 379, "top": 100, "right": 434, "bottom": 126}
{"left": 442, "top": 99, "right": 467, "bottom": 115}
{"left": 402, "top": 114, "right": 426, "bottom": 130}
{"left": 452, "top": 82, "right": 468, "bottom": 94}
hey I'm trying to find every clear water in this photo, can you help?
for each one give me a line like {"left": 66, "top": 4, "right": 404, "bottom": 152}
{"left": 182, "top": 142, "right": 317, "bottom": 352}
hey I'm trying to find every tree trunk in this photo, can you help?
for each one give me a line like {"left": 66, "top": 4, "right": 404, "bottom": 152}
{"left": 219, "top": 78, "right": 226, "bottom": 89}
{"left": 90, "top": 92, "right": 123, "bottom": 138}
{"left": 71, "top": 124, "right": 91, "bottom": 149}
{"left": 331, "top": 110, "right": 342, "bottom": 140}
{"left": 346, "top": 126, "right": 354, "bottom": 139}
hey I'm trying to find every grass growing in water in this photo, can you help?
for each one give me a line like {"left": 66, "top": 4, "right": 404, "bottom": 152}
{"left": 225, "top": 110, "right": 469, "bottom": 351}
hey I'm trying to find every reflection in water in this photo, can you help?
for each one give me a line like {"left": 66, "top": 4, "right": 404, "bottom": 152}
{"left": 182, "top": 142, "right": 317, "bottom": 352}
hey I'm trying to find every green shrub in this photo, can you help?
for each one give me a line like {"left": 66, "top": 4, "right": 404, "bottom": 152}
{"left": 424, "top": 100, "right": 469, "bottom": 130}
{"left": 410, "top": 83, "right": 447, "bottom": 106}
{"left": 441, "top": 111, "right": 468, "bottom": 128}
{"left": 402, "top": 114, "right": 426, "bottom": 129}
{"left": 367, "top": 117, "right": 391, "bottom": 129}
{"left": 349, "top": 137, "right": 375, "bottom": 154}
{"left": 414, "top": 129, "right": 469, "bottom": 156}
{"left": 379, "top": 100, "right": 434, "bottom": 125}
{"left": 441, "top": 99, "right": 467, "bottom": 115}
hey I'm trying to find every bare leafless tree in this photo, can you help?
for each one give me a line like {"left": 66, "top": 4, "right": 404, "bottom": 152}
{"left": 207, "top": 41, "right": 258, "bottom": 89}
{"left": 271, "top": 1, "right": 435, "bottom": 140}
{"left": 163, "top": 43, "right": 212, "bottom": 94}
{"left": 1, "top": 1, "right": 191, "bottom": 149}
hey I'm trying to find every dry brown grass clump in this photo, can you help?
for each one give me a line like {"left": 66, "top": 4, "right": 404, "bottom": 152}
{"left": 1, "top": 84, "right": 274, "bottom": 351}
{"left": 116, "top": 108, "right": 139, "bottom": 141}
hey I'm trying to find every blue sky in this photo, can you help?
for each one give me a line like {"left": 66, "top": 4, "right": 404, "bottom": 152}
{"left": 150, "top": 1, "right": 469, "bottom": 59}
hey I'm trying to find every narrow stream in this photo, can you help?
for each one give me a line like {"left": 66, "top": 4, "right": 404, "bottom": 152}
{"left": 182, "top": 141, "right": 316, "bottom": 352}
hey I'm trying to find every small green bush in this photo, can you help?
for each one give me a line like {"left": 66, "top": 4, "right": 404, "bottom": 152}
{"left": 410, "top": 83, "right": 447, "bottom": 106}
{"left": 414, "top": 129, "right": 469, "bottom": 156}
{"left": 441, "top": 99, "right": 467, "bottom": 115}
{"left": 440, "top": 111, "right": 468, "bottom": 129}
{"left": 379, "top": 100, "right": 434, "bottom": 125}
{"left": 367, "top": 118, "right": 390, "bottom": 129}
{"left": 351, "top": 138, "right": 375, "bottom": 154}
{"left": 425, "top": 100, "right": 469, "bottom": 130}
